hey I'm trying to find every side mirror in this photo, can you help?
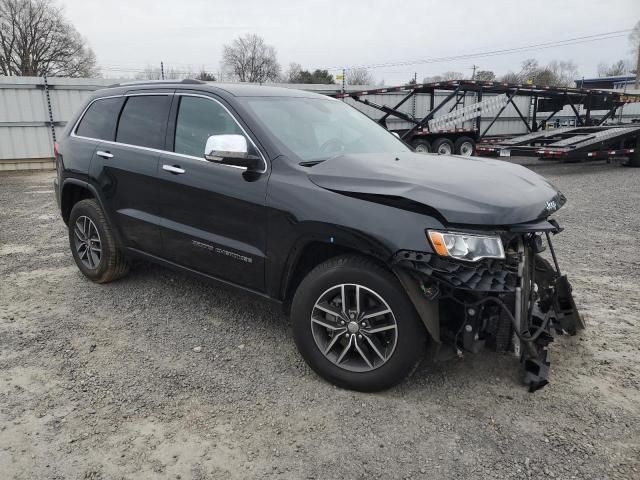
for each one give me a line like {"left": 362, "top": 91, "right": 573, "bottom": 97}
{"left": 204, "top": 134, "right": 261, "bottom": 170}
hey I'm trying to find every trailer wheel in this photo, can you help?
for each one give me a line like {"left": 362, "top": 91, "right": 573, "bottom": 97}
{"left": 454, "top": 137, "right": 476, "bottom": 156}
{"left": 432, "top": 138, "right": 454, "bottom": 155}
{"left": 412, "top": 139, "right": 432, "bottom": 154}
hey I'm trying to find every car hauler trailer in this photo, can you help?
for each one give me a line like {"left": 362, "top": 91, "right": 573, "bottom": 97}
{"left": 477, "top": 125, "right": 640, "bottom": 165}
{"left": 332, "top": 80, "right": 640, "bottom": 158}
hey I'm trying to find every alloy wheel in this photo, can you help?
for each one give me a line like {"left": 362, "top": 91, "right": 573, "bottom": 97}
{"left": 73, "top": 215, "right": 102, "bottom": 269}
{"left": 310, "top": 283, "right": 398, "bottom": 372}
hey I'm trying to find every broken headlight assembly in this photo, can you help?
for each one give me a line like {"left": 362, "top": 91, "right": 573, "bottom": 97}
{"left": 427, "top": 230, "right": 505, "bottom": 262}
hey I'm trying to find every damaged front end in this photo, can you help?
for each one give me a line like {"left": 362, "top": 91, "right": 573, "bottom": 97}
{"left": 392, "top": 220, "right": 585, "bottom": 392}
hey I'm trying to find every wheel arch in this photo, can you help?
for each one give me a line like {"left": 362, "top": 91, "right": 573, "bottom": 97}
{"left": 60, "top": 179, "right": 122, "bottom": 246}
{"left": 281, "top": 239, "right": 389, "bottom": 306}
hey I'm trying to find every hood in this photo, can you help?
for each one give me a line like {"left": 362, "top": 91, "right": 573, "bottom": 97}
{"left": 307, "top": 153, "right": 565, "bottom": 226}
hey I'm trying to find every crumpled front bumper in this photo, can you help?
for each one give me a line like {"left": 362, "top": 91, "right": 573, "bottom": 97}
{"left": 391, "top": 222, "right": 584, "bottom": 391}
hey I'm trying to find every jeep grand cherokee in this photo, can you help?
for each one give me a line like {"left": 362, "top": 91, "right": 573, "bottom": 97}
{"left": 54, "top": 80, "right": 583, "bottom": 392}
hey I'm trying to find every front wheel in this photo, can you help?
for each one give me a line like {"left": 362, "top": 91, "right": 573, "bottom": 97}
{"left": 291, "top": 255, "right": 427, "bottom": 391}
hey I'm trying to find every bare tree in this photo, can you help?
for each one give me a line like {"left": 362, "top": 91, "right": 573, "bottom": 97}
{"left": 285, "top": 62, "right": 303, "bottom": 83}
{"left": 500, "top": 58, "right": 578, "bottom": 87}
{"left": 0, "top": 0, "right": 97, "bottom": 77}
{"left": 597, "top": 59, "right": 629, "bottom": 77}
{"left": 134, "top": 65, "right": 194, "bottom": 81}
{"left": 547, "top": 60, "right": 578, "bottom": 87}
{"left": 222, "top": 34, "right": 280, "bottom": 83}
{"left": 423, "top": 71, "right": 464, "bottom": 82}
{"left": 474, "top": 70, "right": 495, "bottom": 81}
{"left": 196, "top": 69, "right": 216, "bottom": 81}
{"left": 345, "top": 67, "right": 374, "bottom": 85}
{"left": 630, "top": 20, "right": 640, "bottom": 87}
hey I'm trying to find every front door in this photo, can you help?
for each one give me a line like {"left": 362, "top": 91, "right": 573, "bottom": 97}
{"left": 156, "top": 93, "right": 269, "bottom": 292}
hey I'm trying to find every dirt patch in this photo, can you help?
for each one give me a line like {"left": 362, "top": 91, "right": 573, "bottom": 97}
{"left": 1, "top": 164, "right": 639, "bottom": 479}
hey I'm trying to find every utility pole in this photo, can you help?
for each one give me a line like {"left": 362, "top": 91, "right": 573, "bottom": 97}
{"left": 342, "top": 68, "right": 346, "bottom": 94}
{"left": 635, "top": 45, "right": 640, "bottom": 89}
{"left": 160, "top": 61, "right": 165, "bottom": 80}
{"left": 471, "top": 64, "right": 478, "bottom": 80}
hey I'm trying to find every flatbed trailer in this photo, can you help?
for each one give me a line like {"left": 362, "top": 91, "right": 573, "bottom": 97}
{"left": 476, "top": 125, "right": 640, "bottom": 163}
{"left": 332, "top": 80, "right": 640, "bottom": 157}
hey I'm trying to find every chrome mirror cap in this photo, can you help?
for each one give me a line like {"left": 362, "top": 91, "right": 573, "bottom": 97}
{"left": 205, "top": 134, "right": 248, "bottom": 162}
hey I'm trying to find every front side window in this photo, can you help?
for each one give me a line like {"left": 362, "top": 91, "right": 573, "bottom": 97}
{"left": 174, "top": 96, "right": 247, "bottom": 158}
{"left": 75, "top": 97, "right": 124, "bottom": 141}
{"left": 116, "top": 95, "right": 171, "bottom": 149}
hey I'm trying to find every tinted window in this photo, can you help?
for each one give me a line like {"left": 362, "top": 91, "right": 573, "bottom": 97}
{"left": 116, "top": 95, "right": 171, "bottom": 149}
{"left": 75, "top": 97, "right": 123, "bottom": 141}
{"left": 174, "top": 96, "right": 245, "bottom": 158}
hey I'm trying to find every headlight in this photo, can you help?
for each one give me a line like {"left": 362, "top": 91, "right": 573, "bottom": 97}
{"left": 427, "top": 230, "right": 505, "bottom": 262}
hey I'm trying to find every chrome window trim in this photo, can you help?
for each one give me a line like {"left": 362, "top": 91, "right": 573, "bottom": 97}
{"left": 174, "top": 92, "right": 267, "bottom": 174}
{"left": 70, "top": 91, "right": 268, "bottom": 174}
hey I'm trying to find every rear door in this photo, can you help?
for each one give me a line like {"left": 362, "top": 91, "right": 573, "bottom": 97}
{"left": 89, "top": 92, "right": 173, "bottom": 256}
{"left": 156, "top": 92, "right": 269, "bottom": 291}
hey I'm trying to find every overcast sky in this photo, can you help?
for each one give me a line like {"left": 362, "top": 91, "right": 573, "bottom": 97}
{"left": 60, "top": 0, "right": 639, "bottom": 84}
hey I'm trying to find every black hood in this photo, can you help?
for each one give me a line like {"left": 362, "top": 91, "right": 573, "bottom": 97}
{"left": 307, "top": 152, "right": 565, "bottom": 226}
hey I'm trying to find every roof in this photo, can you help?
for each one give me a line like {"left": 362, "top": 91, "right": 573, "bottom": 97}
{"left": 576, "top": 75, "right": 636, "bottom": 84}
{"left": 104, "top": 79, "right": 329, "bottom": 99}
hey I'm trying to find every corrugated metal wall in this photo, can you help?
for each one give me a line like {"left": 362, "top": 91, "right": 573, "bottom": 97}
{"left": 0, "top": 77, "right": 115, "bottom": 165}
{"left": 1, "top": 77, "right": 639, "bottom": 168}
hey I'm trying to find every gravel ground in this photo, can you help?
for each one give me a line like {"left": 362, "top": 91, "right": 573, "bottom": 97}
{"left": 1, "top": 159, "right": 639, "bottom": 480}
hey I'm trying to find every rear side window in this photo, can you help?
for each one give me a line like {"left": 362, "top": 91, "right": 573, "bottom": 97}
{"left": 116, "top": 95, "right": 171, "bottom": 149}
{"left": 75, "top": 97, "right": 124, "bottom": 141}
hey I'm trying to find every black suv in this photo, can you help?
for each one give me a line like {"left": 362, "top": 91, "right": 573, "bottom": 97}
{"left": 55, "top": 80, "right": 583, "bottom": 392}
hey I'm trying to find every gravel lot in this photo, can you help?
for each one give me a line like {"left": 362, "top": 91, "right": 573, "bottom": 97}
{"left": 1, "top": 159, "right": 639, "bottom": 480}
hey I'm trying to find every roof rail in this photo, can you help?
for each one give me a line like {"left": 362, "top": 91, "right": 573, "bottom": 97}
{"left": 107, "top": 78, "right": 207, "bottom": 88}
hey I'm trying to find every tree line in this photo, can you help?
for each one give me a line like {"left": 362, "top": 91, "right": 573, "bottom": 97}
{"left": 1, "top": 0, "right": 638, "bottom": 88}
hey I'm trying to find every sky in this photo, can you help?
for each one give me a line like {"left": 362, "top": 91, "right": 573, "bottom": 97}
{"left": 59, "top": 0, "right": 639, "bottom": 84}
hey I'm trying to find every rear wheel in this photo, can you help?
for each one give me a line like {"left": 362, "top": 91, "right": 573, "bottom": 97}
{"left": 68, "top": 199, "right": 129, "bottom": 283}
{"left": 432, "top": 137, "right": 454, "bottom": 155}
{"left": 291, "top": 255, "right": 427, "bottom": 392}
{"left": 412, "top": 138, "right": 432, "bottom": 154}
{"left": 454, "top": 136, "right": 476, "bottom": 156}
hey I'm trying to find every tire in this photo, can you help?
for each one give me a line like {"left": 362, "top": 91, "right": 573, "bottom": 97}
{"left": 432, "top": 137, "right": 454, "bottom": 155}
{"left": 68, "top": 198, "right": 129, "bottom": 283}
{"left": 291, "top": 255, "right": 427, "bottom": 392}
{"left": 412, "top": 138, "right": 432, "bottom": 154}
{"left": 454, "top": 136, "right": 476, "bottom": 156}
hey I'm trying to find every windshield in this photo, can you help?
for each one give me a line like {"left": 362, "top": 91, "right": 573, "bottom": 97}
{"left": 242, "top": 97, "right": 410, "bottom": 162}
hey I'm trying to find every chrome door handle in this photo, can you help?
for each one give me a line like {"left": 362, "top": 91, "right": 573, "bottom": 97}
{"left": 162, "top": 164, "right": 185, "bottom": 174}
{"left": 96, "top": 150, "right": 113, "bottom": 159}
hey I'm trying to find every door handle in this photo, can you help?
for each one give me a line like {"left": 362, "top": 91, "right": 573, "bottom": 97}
{"left": 96, "top": 150, "right": 114, "bottom": 159}
{"left": 162, "top": 164, "right": 186, "bottom": 174}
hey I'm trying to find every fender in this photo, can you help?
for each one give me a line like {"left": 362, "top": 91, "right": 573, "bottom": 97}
{"left": 274, "top": 227, "right": 392, "bottom": 301}
{"left": 60, "top": 177, "right": 124, "bottom": 246}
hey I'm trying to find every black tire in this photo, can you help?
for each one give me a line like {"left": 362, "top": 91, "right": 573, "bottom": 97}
{"left": 291, "top": 255, "right": 427, "bottom": 392}
{"left": 454, "top": 136, "right": 476, "bottom": 156}
{"left": 68, "top": 198, "right": 129, "bottom": 283}
{"left": 412, "top": 138, "right": 432, "bottom": 154}
{"left": 432, "top": 137, "right": 454, "bottom": 155}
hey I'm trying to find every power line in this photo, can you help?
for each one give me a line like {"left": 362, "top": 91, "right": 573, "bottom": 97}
{"left": 319, "top": 29, "right": 631, "bottom": 71}
{"left": 97, "top": 29, "right": 631, "bottom": 76}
